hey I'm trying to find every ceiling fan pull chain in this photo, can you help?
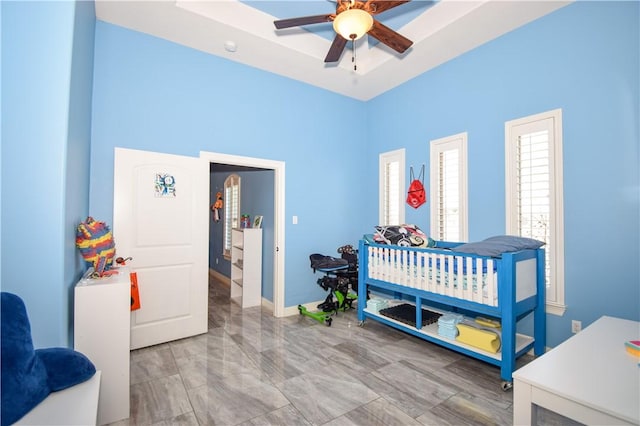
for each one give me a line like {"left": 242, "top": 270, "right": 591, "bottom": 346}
{"left": 351, "top": 37, "right": 357, "bottom": 71}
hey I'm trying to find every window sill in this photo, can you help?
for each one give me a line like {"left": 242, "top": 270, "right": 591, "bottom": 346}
{"left": 546, "top": 301, "right": 566, "bottom": 316}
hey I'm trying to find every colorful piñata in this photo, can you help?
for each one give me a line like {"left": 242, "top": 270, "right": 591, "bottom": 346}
{"left": 76, "top": 217, "right": 116, "bottom": 270}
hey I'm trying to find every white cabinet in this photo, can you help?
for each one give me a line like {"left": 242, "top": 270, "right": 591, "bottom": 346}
{"left": 74, "top": 267, "right": 130, "bottom": 425}
{"left": 231, "top": 228, "right": 262, "bottom": 308}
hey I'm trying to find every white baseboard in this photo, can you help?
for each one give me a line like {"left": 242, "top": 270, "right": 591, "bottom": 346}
{"left": 209, "top": 269, "right": 276, "bottom": 314}
{"left": 261, "top": 297, "right": 274, "bottom": 313}
{"left": 208, "top": 269, "right": 336, "bottom": 319}
{"left": 208, "top": 268, "right": 230, "bottom": 286}
{"left": 282, "top": 299, "right": 327, "bottom": 317}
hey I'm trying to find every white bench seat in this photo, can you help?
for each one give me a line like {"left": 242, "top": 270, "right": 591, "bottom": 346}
{"left": 16, "top": 371, "right": 101, "bottom": 426}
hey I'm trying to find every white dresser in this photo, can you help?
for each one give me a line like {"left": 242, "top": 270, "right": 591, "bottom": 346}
{"left": 74, "top": 267, "right": 131, "bottom": 425}
{"left": 513, "top": 316, "right": 640, "bottom": 425}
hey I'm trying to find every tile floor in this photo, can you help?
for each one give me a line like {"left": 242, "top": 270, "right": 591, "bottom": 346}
{"left": 109, "top": 276, "right": 580, "bottom": 426}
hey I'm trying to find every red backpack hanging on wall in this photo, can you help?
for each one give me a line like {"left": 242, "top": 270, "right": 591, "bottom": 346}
{"left": 406, "top": 165, "right": 427, "bottom": 208}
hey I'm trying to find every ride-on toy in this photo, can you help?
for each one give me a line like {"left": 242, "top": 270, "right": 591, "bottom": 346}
{"left": 298, "top": 245, "right": 358, "bottom": 326}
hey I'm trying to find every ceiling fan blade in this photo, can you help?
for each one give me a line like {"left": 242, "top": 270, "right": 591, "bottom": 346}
{"left": 324, "top": 34, "right": 348, "bottom": 62}
{"left": 274, "top": 14, "right": 333, "bottom": 30}
{"left": 364, "top": 0, "right": 411, "bottom": 15}
{"left": 368, "top": 19, "right": 413, "bottom": 54}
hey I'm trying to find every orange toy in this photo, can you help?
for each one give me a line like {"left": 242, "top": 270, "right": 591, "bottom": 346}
{"left": 211, "top": 192, "right": 224, "bottom": 222}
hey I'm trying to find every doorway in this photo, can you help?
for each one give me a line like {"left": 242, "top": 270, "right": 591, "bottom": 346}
{"left": 200, "top": 151, "right": 285, "bottom": 318}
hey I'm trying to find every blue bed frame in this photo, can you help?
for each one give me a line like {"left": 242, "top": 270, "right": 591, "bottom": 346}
{"left": 357, "top": 239, "right": 546, "bottom": 388}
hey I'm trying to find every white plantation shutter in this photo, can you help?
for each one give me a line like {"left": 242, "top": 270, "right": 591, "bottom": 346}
{"left": 516, "top": 130, "right": 551, "bottom": 244}
{"left": 430, "top": 133, "right": 468, "bottom": 242}
{"left": 506, "top": 109, "right": 565, "bottom": 314}
{"left": 379, "top": 149, "right": 405, "bottom": 225}
{"left": 223, "top": 174, "right": 241, "bottom": 258}
{"left": 439, "top": 149, "right": 460, "bottom": 241}
{"left": 384, "top": 161, "right": 400, "bottom": 224}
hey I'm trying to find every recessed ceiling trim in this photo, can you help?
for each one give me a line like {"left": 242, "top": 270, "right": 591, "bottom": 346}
{"left": 96, "top": 0, "right": 573, "bottom": 101}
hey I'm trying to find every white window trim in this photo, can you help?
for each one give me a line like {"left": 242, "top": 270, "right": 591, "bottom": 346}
{"left": 505, "top": 108, "right": 565, "bottom": 316}
{"left": 379, "top": 149, "right": 406, "bottom": 225}
{"left": 223, "top": 174, "right": 241, "bottom": 260}
{"left": 429, "top": 132, "right": 469, "bottom": 242}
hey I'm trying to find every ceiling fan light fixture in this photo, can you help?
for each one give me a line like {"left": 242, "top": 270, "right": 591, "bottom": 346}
{"left": 333, "top": 9, "right": 373, "bottom": 41}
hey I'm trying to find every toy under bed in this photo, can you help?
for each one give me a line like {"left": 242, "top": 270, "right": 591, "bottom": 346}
{"left": 357, "top": 236, "right": 546, "bottom": 389}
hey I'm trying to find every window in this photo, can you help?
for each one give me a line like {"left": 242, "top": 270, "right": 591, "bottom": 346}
{"left": 505, "top": 109, "right": 565, "bottom": 315}
{"left": 223, "top": 174, "right": 241, "bottom": 259}
{"left": 430, "top": 133, "right": 468, "bottom": 242}
{"left": 379, "top": 149, "right": 405, "bottom": 225}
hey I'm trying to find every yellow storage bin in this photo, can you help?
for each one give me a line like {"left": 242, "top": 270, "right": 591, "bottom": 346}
{"left": 456, "top": 323, "right": 501, "bottom": 353}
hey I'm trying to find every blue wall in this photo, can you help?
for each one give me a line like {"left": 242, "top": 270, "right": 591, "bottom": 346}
{"left": 1, "top": 1, "right": 3, "bottom": 290}
{"left": 89, "top": 21, "right": 369, "bottom": 309}
{"left": 1, "top": 1, "right": 637, "bottom": 349}
{"left": 367, "top": 1, "right": 639, "bottom": 346}
{"left": 1, "top": 0, "right": 95, "bottom": 347}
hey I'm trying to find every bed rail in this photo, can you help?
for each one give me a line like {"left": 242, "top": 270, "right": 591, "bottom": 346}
{"left": 366, "top": 243, "right": 498, "bottom": 306}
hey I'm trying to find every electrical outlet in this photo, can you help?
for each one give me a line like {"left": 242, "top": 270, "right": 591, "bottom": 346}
{"left": 571, "top": 320, "right": 582, "bottom": 334}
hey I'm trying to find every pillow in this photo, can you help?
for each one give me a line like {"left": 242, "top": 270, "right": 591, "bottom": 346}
{"left": 454, "top": 235, "right": 544, "bottom": 257}
{"left": 362, "top": 234, "right": 377, "bottom": 245}
{"left": 1, "top": 293, "right": 96, "bottom": 426}
{"left": 373, "top": 224, "right": 436, "bottom": 248}
{"left": 1, "top": 293, "right": 50, "bottom": 426}
{"left": 36, "top": 348, "right": 96, "bottom": 392}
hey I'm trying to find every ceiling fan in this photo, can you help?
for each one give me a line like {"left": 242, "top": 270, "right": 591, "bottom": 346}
{"left": 273, "top": 0, "right": 414, "bottom": 64}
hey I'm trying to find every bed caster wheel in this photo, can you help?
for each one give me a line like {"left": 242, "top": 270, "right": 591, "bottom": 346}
{"left": 358, "top": 320, "right": 365, "bottom": 327}
{"left": 501, "top": 381, "right": 513, "bottom": 391}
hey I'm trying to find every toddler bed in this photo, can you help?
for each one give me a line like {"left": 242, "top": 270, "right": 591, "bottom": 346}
{"left": 357, "top": 233, "right": 546, "bottom": 389}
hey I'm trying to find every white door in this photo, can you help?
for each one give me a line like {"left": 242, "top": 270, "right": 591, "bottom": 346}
{"left": 114, "top": 147, "right": 208, "bottom": 350}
